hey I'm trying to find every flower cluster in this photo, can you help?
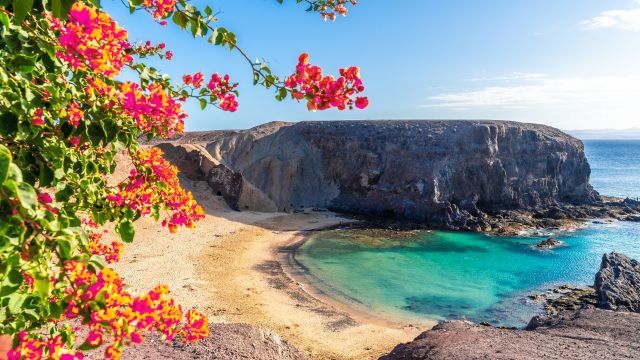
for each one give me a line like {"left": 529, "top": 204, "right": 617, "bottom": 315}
{"left": 133, "top": 41, "right": 173, "bottom": 60}
{"left": 37, "top": 193, "right": 58, "bottom": 214}
{"left": 7, "top": 332, "right": 83, "bottom": 360}
{"left": 316, "top": 0, "right": 358, "bottom": 21}
{"left": 106, "top": 148, "right": 205, "bottom": 233}
{"left": 31, "top": 108, "right": 44, "bottom": 126}
{"left": 120, "top": 82, "right": 187, "bottom": 137}
{"left": 284, "top": 53, "right": 368, "bottom": 111}
{"left": 59, "top": 261, "right": 208, "bottom": 360}
{"left": 87, "top": 232, "right": 123, "bottom": 264}
{"left": 207, "top": 74, "right": 239, "bottom": 112}
{"left": 64, "top": 102, "right": 84, "bottom": 127}
{"left": 49, "top": 3, "right": 133, "bottom": 78}
{"left": 142, "top": 0, "right": 177, "bottom": 19}
{"left": 182, "top": 72, "right": 205, "bottom": 89}
{"left": 183, "top": 72, "right": 239, "bottom": 112}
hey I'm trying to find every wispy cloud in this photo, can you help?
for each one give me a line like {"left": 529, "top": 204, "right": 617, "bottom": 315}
{"left": 467, "top": 72, "right": 547, "bottom": 82}
{"left": 422, "top": 76, "right": 640, "bottom": 109}
{"left": 583, "top": 8, "right": 640, "bottom": 31}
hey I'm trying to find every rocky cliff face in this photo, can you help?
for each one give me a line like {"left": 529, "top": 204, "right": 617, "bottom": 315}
{"left": 157, "top": 120, "right": 602, "bottom": 230}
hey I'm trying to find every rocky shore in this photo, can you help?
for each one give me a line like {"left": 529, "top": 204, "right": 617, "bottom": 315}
{"left": 149, "top": 121, "right": 640, "bottom": 234}
{"left": 380, "top": 253, "right": 640, "bottom": 360}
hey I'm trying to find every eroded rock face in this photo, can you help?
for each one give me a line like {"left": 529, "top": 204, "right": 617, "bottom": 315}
{"left": 153, "top": 120, "right": 606, "bottom": 229}
{"left": 595, "top": 252, "right": 640, "bottom": 312}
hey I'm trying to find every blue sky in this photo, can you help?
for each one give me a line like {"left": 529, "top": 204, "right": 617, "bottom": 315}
{"left": 103, "top": 0, "right": 640, "bottom": 131}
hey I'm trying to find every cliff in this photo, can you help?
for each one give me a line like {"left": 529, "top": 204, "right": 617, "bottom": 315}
{"left": 154, "top": 120, "right": 631, "bottom": 231}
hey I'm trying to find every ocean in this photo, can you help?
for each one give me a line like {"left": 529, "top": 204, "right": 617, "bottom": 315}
{"left": 584, "top": 140, "right": 640, "bottom": 199}
{"left": 296, "top": 139, "right": 640, "bottom": 328}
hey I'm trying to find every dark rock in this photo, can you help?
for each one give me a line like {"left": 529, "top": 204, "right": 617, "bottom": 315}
{"left": 380, "top": 308, "right": 640, "bottom": 360}
{"left": 595, "top": 252, "right": 640, "bottom": 312}
{"left": 151, "top": 120, "right": 616, "bottom": 231}
{"left": 84, "top": 323, "right": 308, "bottom": 360}
{"left": 536, "top": 237, "right": 562, "bottom": 248}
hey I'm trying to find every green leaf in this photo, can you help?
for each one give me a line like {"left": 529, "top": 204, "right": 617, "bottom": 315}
{"left": 115, "top": 220, "right": 135, "bottom": 243}
{"left": 7, "top": 293, "right": 27, "bottom": 314}
{"left": 0, "top": 12, "right": 9, "bottom": 28}
{"left": 0, "top": 145, "right": 11, "bottom": 186}
{"left": 78, "top": 341, "right": 101, "bottom": 351}
{"left": 15, "top": 182, "right": 37, "bottom": 210}
{"left": 52, "top": 0, "right": 75, "bottom": 20}
{"left": 34, "top": 275, "right": 50, "bottom": 298}
{"left": 199, "top": 99, "right": 207, "bottom": 110}
{"left": 13, "top": 0, "right": 34, "bottom": 24}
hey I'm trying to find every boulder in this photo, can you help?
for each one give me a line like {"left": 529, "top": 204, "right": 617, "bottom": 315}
{"left": 536, "top": 237, "right": 562, "bottom": 248}
{"left": 595, "top": 252, "right": 640, "bottom": 312}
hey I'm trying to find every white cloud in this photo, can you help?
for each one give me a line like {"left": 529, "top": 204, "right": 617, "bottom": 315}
{"left": 467, "top": 72, "right": 547, "bottom": 82}
{"left": 583, "top": 8, "right": 640, "bottom": 31}
{"left": 422, "top": 76, "right": 640, "bottom": 109}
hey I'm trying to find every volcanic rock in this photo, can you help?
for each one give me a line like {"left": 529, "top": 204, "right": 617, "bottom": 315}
{"left": 153, "top": 120, "right": 613, "bottom": 231}
{"left": 595, "top": 252, "right": 640, "bottom": 312}
{"left": 536, "top": 237, "right": 562, "bottom": 248}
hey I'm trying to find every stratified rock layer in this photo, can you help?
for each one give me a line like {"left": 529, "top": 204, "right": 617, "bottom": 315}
{"left": 155, "top": 120, "right": 604, "bottom": 230}
{"left": 595, "top": 252, "right": 640, "bottom": 312}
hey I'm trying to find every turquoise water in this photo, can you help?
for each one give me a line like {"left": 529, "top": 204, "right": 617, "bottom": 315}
{"left": 298, "top": 223, "right": 640, "bottom": 327}
{"left": 584, "top": 140, "right": 640, "bottom": 199}
{"left": 297, "top": 139, "right": 640, "bottom": 327}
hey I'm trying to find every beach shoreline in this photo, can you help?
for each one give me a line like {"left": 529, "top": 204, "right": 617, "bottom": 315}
{"left": 194, "top": 210, "right": 430, "bottom": 359}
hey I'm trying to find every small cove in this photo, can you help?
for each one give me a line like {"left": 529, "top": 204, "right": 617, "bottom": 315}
{"left": 296, "top": 221, "right": 640, "bottom": 328}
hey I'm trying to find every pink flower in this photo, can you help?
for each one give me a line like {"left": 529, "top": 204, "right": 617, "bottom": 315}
{"left": 37, "top": 193, "right": 52, "bottom": 204}
{"left": 355, "top": 96, "right": 369, "bottom": 109}
{"left": 70, "top": 136, "right": 81, "bottom": 148}
{"left": 192, "top": 72, "right": 204, "bottom": 88}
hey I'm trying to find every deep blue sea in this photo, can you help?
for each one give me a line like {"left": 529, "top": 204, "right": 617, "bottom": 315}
{"left": 297, "top": 140, "right": 640, "bottom": 328}
{"left": 584, "top": 140, "right": 640, "bottom": 199}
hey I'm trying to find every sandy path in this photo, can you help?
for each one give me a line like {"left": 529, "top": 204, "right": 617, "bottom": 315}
{"left": 110, "top": 179, "right": 427, "bottom": 360}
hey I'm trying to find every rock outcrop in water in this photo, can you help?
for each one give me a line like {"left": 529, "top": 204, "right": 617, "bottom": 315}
{"left": 151, "top": 120, "right": 640, "bottom": 231}
{"left": 380, "top": 252, "right": 640, "bottom": 360}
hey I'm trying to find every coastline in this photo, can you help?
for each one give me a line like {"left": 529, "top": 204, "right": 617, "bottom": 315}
{"left": 195, "top": 211, "right": 430, "bottom": 360}
{"left": 109, "top": 178, "right": 639, "bottom": 359}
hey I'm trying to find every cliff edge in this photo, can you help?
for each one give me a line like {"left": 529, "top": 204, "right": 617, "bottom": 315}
{"left": 153, "top": 120, "right": 639, "bottom": 231}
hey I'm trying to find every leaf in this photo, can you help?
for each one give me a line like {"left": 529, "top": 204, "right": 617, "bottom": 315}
{"left": 13, "top": 0, "right": 34, "bottom": 24}
{"left": 0, "top": 144, "right": 11, "bottom": 186}
{"left": 115, "top": 220, "right": 135, "bottom": 243}
{"left": 15, "top": 182, "right": 37, "bottom": 210}
{"left": 199, "top": 99, "right": 207, "bottom": 110}
{"left": 0, "top": 12, "right": 9, "bottom": 28}
{"left": 7, "top": 293, "right": 27, "bottom": 314}
{"left": 51, "top": 0, "right": 74, "bottom": 20}
{"left": 33, "top": 275, "right": 50, "bottom": 298}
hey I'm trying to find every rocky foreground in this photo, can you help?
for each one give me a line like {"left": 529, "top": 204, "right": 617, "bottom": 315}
{"left": 152, "top": 120, "right": 640, "bottom": 233}
{"left": 380, "top": 253, "right": 640, "bottom": 360}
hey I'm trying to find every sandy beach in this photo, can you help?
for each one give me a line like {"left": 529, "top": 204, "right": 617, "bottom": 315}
{"left": 110, "top": 179, "right": 429, "bottom": 359}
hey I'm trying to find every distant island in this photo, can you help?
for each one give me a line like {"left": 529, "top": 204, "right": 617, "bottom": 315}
{"left": 567, "top": 128, "right": 640, "bottom": 140}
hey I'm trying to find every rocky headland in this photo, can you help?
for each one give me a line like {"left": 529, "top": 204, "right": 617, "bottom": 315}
{"left": 380, "top": 252, "right": 640, "bottom": 360}
{"left": 149, "top": 120, "right": 640, "bottom": 234}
